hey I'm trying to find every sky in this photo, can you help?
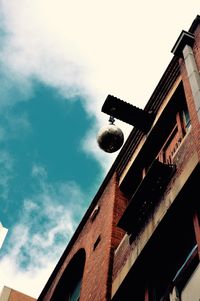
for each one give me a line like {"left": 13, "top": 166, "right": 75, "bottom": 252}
{"left": 0, "top": 0, "right": 200, "bottom": 298}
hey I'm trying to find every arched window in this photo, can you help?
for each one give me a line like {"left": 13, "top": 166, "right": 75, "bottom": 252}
{"left": 51, "top": 249, "right": 86, "bottom": 301}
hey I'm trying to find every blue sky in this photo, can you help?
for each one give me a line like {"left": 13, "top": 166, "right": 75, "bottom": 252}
{"left": 0, "top": 81, "right": 102, "bottom": 225}
{"left": 0, "top": 78, "right": 105, "bottom": 292}
{"left": 0, "top": 0, "right": 200, "bottom": 298}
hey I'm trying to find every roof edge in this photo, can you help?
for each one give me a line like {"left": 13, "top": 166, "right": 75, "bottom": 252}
{"left": 189, "top": 14, "right": 200, "bottom": 33}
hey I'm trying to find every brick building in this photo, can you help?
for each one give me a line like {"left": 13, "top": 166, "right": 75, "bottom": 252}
{"left": 0, "top": 287, "right": 36, "bottom": 301}
{"left": 38, "top": 15, "right": 200, "bottom": 301}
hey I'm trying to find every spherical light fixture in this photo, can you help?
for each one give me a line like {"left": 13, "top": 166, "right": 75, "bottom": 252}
{"left": 97, "top": 116, "right": 124, "bottom": 153}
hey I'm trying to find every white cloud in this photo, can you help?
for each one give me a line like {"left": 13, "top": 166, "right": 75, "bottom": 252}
{"left": 1, "top": 0, "right": 200, "bottom": 170}
{"left": 0, "top": 61, "right": 34, "bottom": 109}
{"left": 0, "top": 164, "right": 87, "bottom": 298}
{"left": 31, "top": 164, "right": 47, "bottom": 179}
{"left": 1, "top": 0, "right": 200, "bottom": 168}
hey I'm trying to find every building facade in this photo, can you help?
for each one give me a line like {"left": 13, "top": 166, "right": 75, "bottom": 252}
{"left": 0, "top": 223, "right": 8, "bottom": 249}
{"left": 38, "top": 16, "right": 200, "bottom": 301}
{"left": 0, "top": 287, "right": 36, "bottom": 301}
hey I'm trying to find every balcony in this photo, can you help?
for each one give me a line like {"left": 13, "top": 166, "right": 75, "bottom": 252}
{"left": 118, "top": 159, "right": 175, "bottom": 235}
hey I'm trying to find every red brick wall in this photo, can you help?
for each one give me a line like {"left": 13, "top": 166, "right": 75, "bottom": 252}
{"left": 107, "top": 182, "right": 127, "bottom": 298}
{"left": 42, "top": 173, "right": 127, "bottom": 301}
{"left": 180, "top": 24, "right": 200, "bottom": 159}
{"left": 9, "top": 290, "right": 35, "bottom": 301}
{"left": 111, "top": 183, "right": 127, "bottom": 250}
{"left": 193, "top": 24, "right": 200, "bottom": 69}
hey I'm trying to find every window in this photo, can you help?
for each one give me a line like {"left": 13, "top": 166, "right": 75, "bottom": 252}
{"left": 147, "top": 210, "right": 198, "bottom": 301}
{"left": 51, "top": 249, "right": 86, "bottom": 301}
{"left": 68, "top": 278, "right": 82, "bottom": 301}
{"left": 181, "top": 102, "right": 191, "bottom": 132}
